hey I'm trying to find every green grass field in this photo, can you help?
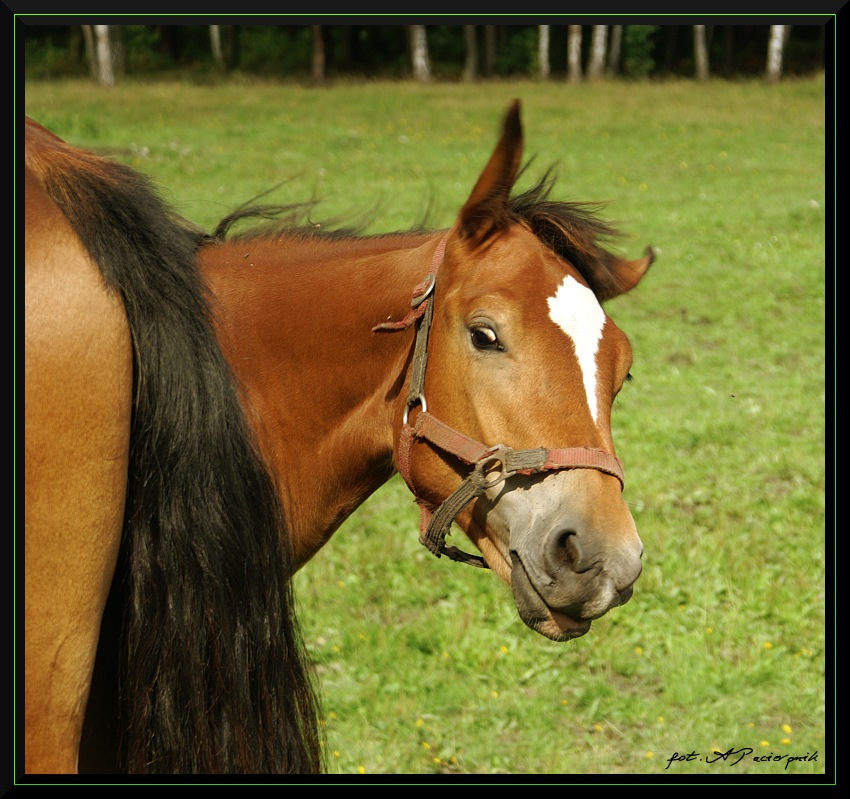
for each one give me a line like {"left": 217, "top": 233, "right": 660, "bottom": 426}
{"left": 22, "top": 75, "right": 829, "bottom": 780}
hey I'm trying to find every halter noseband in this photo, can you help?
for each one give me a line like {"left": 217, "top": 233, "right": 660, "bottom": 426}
{"left": 372, "top": 234, "right": 625, "bottom": 569}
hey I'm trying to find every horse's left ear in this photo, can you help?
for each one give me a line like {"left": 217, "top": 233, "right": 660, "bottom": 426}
{"left": 456, "top": 99, "right": 523, "bottom": 244}
{"left": 598, "top": 246, "right": 656, "bottom": 301}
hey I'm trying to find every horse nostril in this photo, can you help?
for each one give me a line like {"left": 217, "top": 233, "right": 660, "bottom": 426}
{"left": 557, "top": 530, "right": 584, "bottom": 572}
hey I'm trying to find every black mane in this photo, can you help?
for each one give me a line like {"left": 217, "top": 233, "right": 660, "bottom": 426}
{"left": 208, "top": 166, "right": 628, "bottom": 300}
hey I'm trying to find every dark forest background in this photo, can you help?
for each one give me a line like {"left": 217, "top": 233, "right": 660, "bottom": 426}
{"left": 23, "top": 24, "right": 827, "bottom": 84}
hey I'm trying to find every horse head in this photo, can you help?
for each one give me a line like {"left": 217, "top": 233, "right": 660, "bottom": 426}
{"left": 394, "top": 100, "right": 654, "bottom": 641}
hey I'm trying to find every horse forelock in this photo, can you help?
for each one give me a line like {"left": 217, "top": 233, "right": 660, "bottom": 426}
{"left": 506, "top": 167, "right": 628, "bottom": 302}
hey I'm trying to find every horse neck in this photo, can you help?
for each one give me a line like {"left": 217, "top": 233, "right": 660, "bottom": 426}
{"left": 199, "top": 231, "right": 437, "bottom": 567}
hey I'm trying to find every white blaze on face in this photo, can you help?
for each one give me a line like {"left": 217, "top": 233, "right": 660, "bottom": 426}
{"left": 546, "top": 275, "right": 606, "bottom": 423}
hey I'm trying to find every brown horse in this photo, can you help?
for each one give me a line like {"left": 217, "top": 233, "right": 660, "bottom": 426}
{"left": 23, "top": 100, "right": 654, "bottom": 775}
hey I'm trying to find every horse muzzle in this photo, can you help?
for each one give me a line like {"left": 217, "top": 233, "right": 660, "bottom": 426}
{"left": 494, "top": 470, "right": 644, "bottom": 642}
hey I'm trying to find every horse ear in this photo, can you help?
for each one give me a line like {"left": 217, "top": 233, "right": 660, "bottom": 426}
{"left": 456, "top": 99, "right": 523, "bottom": 244}
{"left": 601, "top": 246, "right": 656, "bottom": 300}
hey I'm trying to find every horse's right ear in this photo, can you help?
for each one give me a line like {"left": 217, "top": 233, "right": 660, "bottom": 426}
{"left": 456, "top": 100, "right": 523, "bottom": 244}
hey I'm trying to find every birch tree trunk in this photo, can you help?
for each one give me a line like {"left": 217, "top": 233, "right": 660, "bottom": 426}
{"left": 765, "top": 24, "right": 788, "bottom": 84}
{"left": 606, "top": 24, "right": 622, "bottom": 76}
{"left": 93, "top": 24, "right": 115, "bottom": 86}
{"left": 567, "top": 25, "right": 582, "bottom": 84}
{"left": 410, "top": 25, "right": 431, "bottom": 82}
{"left": 587, "top": 25, "right": 607, "bottom": 80}
{"left": 210, "top": 25, "right": 224, "bottom": 70}
{"left": 538, "top": 25, "right": 550, "bottom": 79}
{"left": 694, "top": 24, "right": 709, "bottom": 82}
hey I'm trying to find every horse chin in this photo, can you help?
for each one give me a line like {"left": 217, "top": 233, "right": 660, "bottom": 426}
{"left": 529, "top": 610, "right": 592, "bottom": 642}
{"left": 510, "top": 552, "right": 592, "bottom": 642}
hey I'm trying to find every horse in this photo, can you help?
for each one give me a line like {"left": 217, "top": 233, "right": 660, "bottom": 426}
{"left": 22, "top": 100, "right": 654, "bottom": 775}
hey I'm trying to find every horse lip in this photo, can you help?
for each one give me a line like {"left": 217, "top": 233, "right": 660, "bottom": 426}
{"left": 510, "top": 551, "right": 591, "bottom": 642}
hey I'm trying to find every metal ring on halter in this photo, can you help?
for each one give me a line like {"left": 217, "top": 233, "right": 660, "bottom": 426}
{"left": 476, "top": 444, "right": 517, "bottom": 489}
{"left": 403, "top": 393, "right": 427, "bottom": 425}
{"left": 411, "top": 273, "right": 436, "bottom": 308}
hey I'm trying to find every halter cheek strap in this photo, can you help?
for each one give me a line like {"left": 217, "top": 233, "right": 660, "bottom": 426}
{"left": 373, "top": 234, "right": 625, "bottom": 569}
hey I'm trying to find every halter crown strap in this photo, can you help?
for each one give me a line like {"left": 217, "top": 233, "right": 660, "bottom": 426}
{"left": 373, "top": 233, "right": 625, "bottom": 569}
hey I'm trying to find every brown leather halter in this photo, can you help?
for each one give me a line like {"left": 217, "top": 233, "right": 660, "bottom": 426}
{"left": 373, "top": 234, "right": 626, "bottom": 569}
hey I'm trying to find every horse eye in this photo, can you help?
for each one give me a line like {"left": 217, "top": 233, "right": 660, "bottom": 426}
{"left": 470, "top": 325, "right": 502, "bottom": 351}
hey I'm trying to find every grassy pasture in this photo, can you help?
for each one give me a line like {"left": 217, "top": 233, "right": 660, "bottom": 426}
{"left": 22, "top": 75, "right": 828, "bottom": 780}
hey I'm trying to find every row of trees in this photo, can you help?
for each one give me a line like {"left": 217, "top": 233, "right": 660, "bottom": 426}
{"left": 413, "top": 24, "right": 795, "bottom": 85}
{"left": 26, "top": 24, "right": 825, "bottom": 87}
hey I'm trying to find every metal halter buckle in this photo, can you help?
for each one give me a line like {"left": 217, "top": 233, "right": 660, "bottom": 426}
{"left": 411, "top": 272, "right": 436, "bottom": 309}
{"left": 402, "top": 393, "right": 427, "bottom": 426}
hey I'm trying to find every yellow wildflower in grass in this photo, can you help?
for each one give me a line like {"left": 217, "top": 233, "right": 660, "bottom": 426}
{"left": 593, "top": 723, "right": 604, "bottom": 732}
{"left": 333, "top": 751, "right": 340, "bottom": 758}
{"left": 781, "top": 738, "right": 792, "bottom": 745}
{"left": 782, "top": 724, "right": 792, "bottom": 734}
{"left": 645, "top": 752, "right": 654, "bottom": 759}
{"left": 491, "top": 690, "right": 499, "bottom": 699}
{"left": 358, "top": 765, "right": 366, "bottom": 774}
{"left": 760, "top": 741, "right": 770, "bottom": 747}
{"left": 415, "top": 718, "right": 424, "bottom": 728}
{"left": 422, "top": 741, "right": 431, "bottom": 750}
{"left": 657, "top": 716, "right": 665, "bottom": 724}
{"left": 763, "top": 641, "right": 773, "bottom": 650}
{"left": 634, "top": 646, "right": 643, "bottom": 655}
{"left": 501, "top": 645, "right": 509, "bottom": 654}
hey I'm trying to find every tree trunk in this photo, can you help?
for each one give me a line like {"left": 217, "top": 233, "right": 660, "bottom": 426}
{"left": 538, "top": 25, "right": 550, "bottom": 79}
{"left": 694, "top": 24, "right": 709, "bottom": 81}
{"left": 210, "top": 25, "right": 224, "bottom": 70}
{"left": 765, "top": 24, "right": 788, "bottom": 84}
{"left": 216, "top": 25, "right": 239, "bottom": 69}
{"left": 606, "top": 24, "right": 622, "bottom": 76}
{"left": 67, "top": 25, "right": 84, "bottom": 67}
{"left": 462, "top": 25, "right": 477, "bottom": 82}
{"left": 567, "top": 25, "right": 582, "bottom": 84}
{"left": 93, "top": 24, "right": 115, "bottom": 86}
{"left": 483, "top": 25, "right": 496, "bottom": 77}
{"left": 311, "top": 25, "right": 326, "bottom": 84}
{"left": 81, "top": 25, "right": 97, "bottom": 78}
{"left": 587, "top": 25, "right": 607, "bottom": 80}
{"left": 410, "top": 25, "right": 431, "bottom": 82}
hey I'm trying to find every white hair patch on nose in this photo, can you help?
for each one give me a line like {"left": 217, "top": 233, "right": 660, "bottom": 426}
{"left": 546, "top": 275, "right": 606, "bottom": 423}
